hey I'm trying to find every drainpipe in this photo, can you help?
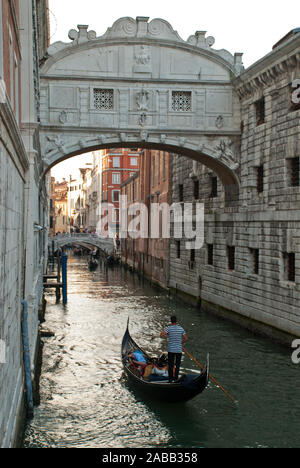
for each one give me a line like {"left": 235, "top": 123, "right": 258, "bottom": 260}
{"left": 21, "top": 300, "right": 34, "bottom": 419}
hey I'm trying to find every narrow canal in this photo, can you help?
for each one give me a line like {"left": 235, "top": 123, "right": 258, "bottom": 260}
{"left": 23, "top": 255, "right": 300, "bottom": 448}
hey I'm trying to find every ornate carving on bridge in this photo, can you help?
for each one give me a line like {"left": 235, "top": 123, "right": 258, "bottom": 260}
{"left": 136, "top": 89, "right": 150, "bottom": 111}
{"left": 187, "top": 31, "right": 215, "bottom": 49}
{"left": 215, "top": 115, "right": 224, "bottom": 129}
{"left": 135, "top": 47, "right": 151, "bottom": 66}
{"left": 214, "top": 138, "right": 239, "bottom": 171}
{"left": 59, "top": 110, "right": 67, "bottom": 124}
{"left": 138, "top": 113, "right": 147, "bottom": 127}
{"left": 68, "top": 25, "right": 97, "bottom": 44}
{"left": 45, "top": 135, "right": 66, "bottom": 155}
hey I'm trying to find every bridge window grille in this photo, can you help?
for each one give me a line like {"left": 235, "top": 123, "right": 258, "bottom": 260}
{"left": 93, "top": 89, "right": 114, "bottom": 110}
{"left": 172, "top": 91, "right": 192, "bottom": 112}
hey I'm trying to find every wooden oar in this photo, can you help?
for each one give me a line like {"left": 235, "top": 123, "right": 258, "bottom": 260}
{"left": 183, "top": 347, "right": 237, "bottom": 404}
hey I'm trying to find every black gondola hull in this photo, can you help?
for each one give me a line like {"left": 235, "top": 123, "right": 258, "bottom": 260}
{"left": 121, "top": 321, "right": 209, "bottom": 403}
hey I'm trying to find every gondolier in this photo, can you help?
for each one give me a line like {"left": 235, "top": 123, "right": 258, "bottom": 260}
{"left": 121, "top": 319, "right": 208, "bottom": 402}
{"left": 160, "top": 316, "right": 188, "bottom": 382}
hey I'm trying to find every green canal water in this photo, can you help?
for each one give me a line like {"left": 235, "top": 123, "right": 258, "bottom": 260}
{"left": 23, "top": 256, "right": 300, "bottom": 448}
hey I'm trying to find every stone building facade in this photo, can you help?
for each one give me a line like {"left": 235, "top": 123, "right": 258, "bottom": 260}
{"left": 0, "top": 0, "right": 49, "bottom": 448}
{"left": 169, "top": 30, "right": 300, "bottom": 344}
{"left": 120, "top": 149, "right": 173, "bottom": 289}
{"left": 49, "top": 177, "right": 69, "bottom": 234}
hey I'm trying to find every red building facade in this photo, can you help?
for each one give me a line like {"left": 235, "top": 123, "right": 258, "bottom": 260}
{"left": 101, "top": 148, "right": 140, "bottom": 232}
{"left": 1, "top": 0, "right": 21, "bottom": 124}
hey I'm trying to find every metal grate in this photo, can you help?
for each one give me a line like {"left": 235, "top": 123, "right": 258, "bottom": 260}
{"left": 93, "top": 89, "right": 114, "bottom": 110}
{"left": 172, "top": 91, "right": 192, "bottom": 112}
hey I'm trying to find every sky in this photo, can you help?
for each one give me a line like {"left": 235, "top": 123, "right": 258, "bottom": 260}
{"left": 49, "top": 0, "right": 300, "bottom": 180}
{"left": 51, "top": 153, "right": 93, "bottom": 181}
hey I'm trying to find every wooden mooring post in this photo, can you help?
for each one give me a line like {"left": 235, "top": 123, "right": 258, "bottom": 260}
{"left": 44, "top": 254, "right": 63, "bottom": 302}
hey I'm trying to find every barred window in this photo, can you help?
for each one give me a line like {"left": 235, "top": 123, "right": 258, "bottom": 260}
{"left": 250, "top": 248, "right": 260, "bottom": 275}
{"left": 287, "top": 157, "right": 299, "bottom": 187}
{"left": 172, "top": 91, "right": 192, "bottom": 112}
{"left": 256, "top": 165, "right": 264, "bottom": 193}
{"left": 93, "top": 89, "right": 114, "bottom": 110}
{"left": 255, "top": 97, "right": 265, "bottom": 126}
{"left": 210, "top": 176, "right": 218, "bottom": 198}
{"left": 283, "top": 252, "right": 296, "bottom": 282}
{"left": 207, "top": 244, "right": 214, "bottom": 266}
{"left": 227, "top": 246, "right": 235, "bottom": 271}
{"left": 193, "top": 180, "right": 199, "bottom": 200}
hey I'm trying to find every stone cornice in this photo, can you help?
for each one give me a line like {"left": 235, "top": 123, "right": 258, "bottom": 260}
{"left": 42, "top": 18, "right": 244, "bottom": 77}
{"left": 233, "top": 34, "right": 300, "bottom": 99}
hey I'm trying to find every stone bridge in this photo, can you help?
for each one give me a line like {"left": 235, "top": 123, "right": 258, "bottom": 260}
{"left": 39, "top": 16, "right": 244, "bottom": 195}
{"left": 49, "top": 234, "right": 115, "bottom": 255}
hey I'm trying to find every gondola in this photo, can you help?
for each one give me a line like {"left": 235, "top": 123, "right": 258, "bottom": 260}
{"left": 88, "top": 257, "right": 98, "bottom": 270}
{"left": 121, "top": 319, "right": 209, "bottom": 403}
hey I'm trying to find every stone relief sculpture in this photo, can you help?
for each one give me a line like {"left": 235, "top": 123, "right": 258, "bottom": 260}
{"left": 45, "top": 135, "right": 66, "bottom": 154}
{"left": 215, "top": 139, "right": 239, "bottom": 170}
{"left": 135, "top": 46, "right": 151, "bottom": 65}
{"left": 134, "top": 45, "right": 151, "bottom": 73}
{"left": 216, "top": 115, "right": 224, "bottom": 129}
{"left": 136, "top": 89, "right": 149, "bottom": 111}
{"left": 59, "top": 110, "right": 67, "bottom": 124}
{"left": 138, "top": 113, "right": 147, "bottom": 127}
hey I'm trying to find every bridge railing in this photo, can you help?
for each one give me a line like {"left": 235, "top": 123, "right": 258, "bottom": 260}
{"left": 48, "top": 233, "right": 115, "bottom": 254}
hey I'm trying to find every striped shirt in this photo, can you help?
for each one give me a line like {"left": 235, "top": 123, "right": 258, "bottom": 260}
{"left": 165, "top": 325, "right": 186, "bottom": 353}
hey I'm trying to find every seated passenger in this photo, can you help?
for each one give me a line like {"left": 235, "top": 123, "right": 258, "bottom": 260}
{"left": 130, "top": 350, "right": 148, "bottom": 376}
{"left": 152, "top": 365, "right": 168, "bottom": 378}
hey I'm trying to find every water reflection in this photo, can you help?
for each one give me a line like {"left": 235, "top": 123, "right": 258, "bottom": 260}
{"left": 23, "top": 256, "right": 300, "bottom": 448}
